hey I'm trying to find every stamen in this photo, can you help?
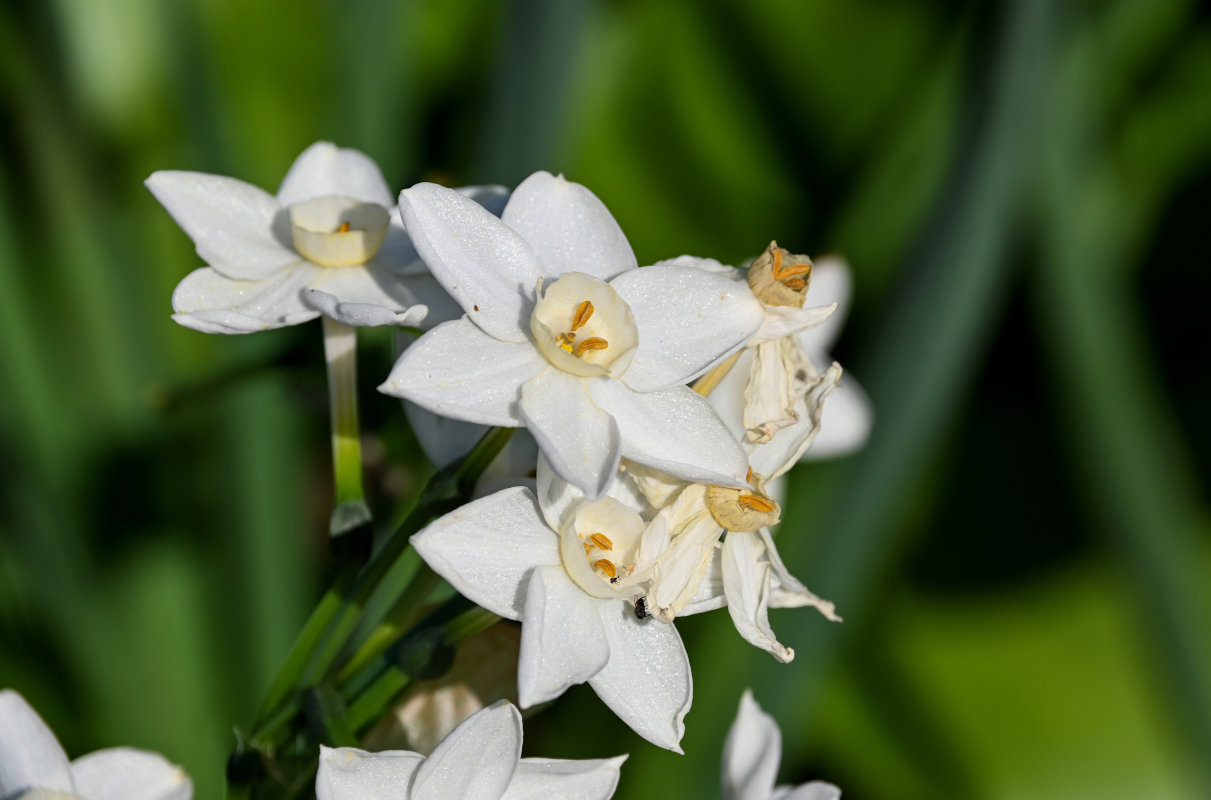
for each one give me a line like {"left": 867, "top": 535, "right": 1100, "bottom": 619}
{"left": 770, "top": 247, "right": 812, "bottom": 282}
{"left": 593, "top": 559, "right": 617, "bottom": 579}
{"left": 336, "top": 221, "right": 352, "bottom": 233}
{"left": 746, "top": 466, "right": 754, "bottom": 483}
{"left": 783, "top": 277, "right": 807, "bottom": 290}
{"left": 574, "top": 337, "right": 609, "bottom": 357}
{"left": 737, "top": 494, "right": 777, "bottom": 513}
{"left": 589, "top": 532, "right": 614, "bottom": 551}
{"left": 572, "top": 300, "right": 594, "bottom": 330}
{"left": 557, "top": 331, "right": 576, "bottom": 352}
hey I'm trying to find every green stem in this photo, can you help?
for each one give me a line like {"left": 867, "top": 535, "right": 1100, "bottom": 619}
{"left": 248, "top": 426, "right": 515, "bottom": 743}
{"left": 336, "top": 562, "right": 443, "bottom": 685}
{"left": 250, "top": 566, "right": 360, "bottom": 737}
{"left": 323, "top": 316, "right": 371, "bottom": 534}
{"left": 344, "top": 598, "right": 502, "bottom": 733}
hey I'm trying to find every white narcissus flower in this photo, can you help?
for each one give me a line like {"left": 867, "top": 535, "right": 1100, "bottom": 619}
{"left": 379, "top": 171, "right": 767, "bottom": 499}
{"left": 146, "top": 141, "right": 431, "bottom": 333}
{"left": 411, "top": 483, "right": 693, "bottom": 752}
{"left": 698, "top": 251, "right": 872, "bottom": 475}
{"left": 0, "top": 689, "right": 192, "bottom": 800}
{"left": 316, "top": 700, "right": 625, "bottom": 800}
{"left": 723, "top": 690, "right": 840, "bottom": 800}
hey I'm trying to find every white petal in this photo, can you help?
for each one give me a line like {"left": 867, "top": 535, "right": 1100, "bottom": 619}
{"left": 520, "top": 371, "right": 620, "bottom": 501}
{"left": 588, "top": 602, "right": 692, "bottom": 753}
{"left": 412, "top": 701, "right": 520, "bottom": 800}
{"left": 379, "top": 318, "right": 545, "bottom": 427}
{"left": 612, "top": 265, "right": 765, "bottom": 392}
{"left": 771, "top": 783, "right": 842, "bottom": 800}
{"left": 411, "top": 488, "right": 559, "bottom": 620}
{"left": 315, "top": 746, "right": 423, "bottom": 800}
{"left": 752, "top": 303, "right": 836, "bottom": 344}
{"left": 518, "top": 565, "right": 610, "bottom": 707}
{"left": 590, "top": 380, "right": 749, "bottom": 488}
{"left": 276, "top": 142, "right": 393, "bottom": 208}
{"left": 399, "top": 183, "right": 543, "bottom": 342}
{"left": 70, "top": 748, "right": 191, "bottom": 800}
{"left": 501, "top": 172, "right": 636, "bottom": 281}
{"left": 146, "top": 171, "right": 295, "bottom": 279}
{"left": 534, "top": 453, "right": 585, "bottom": 532}
{"left": 398, "top": 274, "right": 466, "bottom": 331}
{"left": 459, "top": 185, "right": 511, "bottom": 218}
{"left": 383, "top": 187, "right": 511, "bottom": 279}
{"left": 0, "top": 690, "right": 73, "bottom": 797}
{"left": 704, "top": 347, "right": 752, "bottom": 443}
{"left": 302, "top": 262, "right": 428, "bottom": 327}
{"left": 722, "top": 690, "right": 781, "bottom": 800}
{"left": 404, "top": 400, "right": 491, "bottom": 470}
{"left": 501, "top": 755, "right": 627, "bottom": 800}
{"left": 170, "top": 265, "right": 320, "bottom": 334}
{"left": 722, "top": 532, "right": 793, "bottom": 663}
{"left": 652, "top": 254, "right": 743, "bottom": 280}
{"left": 798, "top": 380, "right": 872, "bottom": 461}
{"left": 377, "top": 211, "right": 425, "bottom": 274}
{"left": 303, "top": 289, "right": 427, "bottom": 328}
{"left": 797, "top": 256, "right": 852, "bottom": 353}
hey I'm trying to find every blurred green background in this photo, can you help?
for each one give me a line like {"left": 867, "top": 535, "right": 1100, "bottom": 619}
{"left": 2, "top": 0, "right": 1210, "bottom": 798}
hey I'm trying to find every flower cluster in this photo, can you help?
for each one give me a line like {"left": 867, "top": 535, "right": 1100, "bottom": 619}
{"left": 112, "top": 142, "right": 869, "bottom": 794}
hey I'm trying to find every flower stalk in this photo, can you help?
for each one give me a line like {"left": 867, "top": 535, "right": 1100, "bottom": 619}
{"left": 323, "top": 316, "right": 372, "bottom": 538}
{"left": 247, "top": 426, "right": 515, "bottom": 748}
{"left": 343, "top": 595, "right": 502, "bottom": 734}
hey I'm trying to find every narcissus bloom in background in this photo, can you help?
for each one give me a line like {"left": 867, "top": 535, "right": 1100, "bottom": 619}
{"left": 0, "top": 689, "right": 192, "bottom": 800}
{"left": 723, "top": 690, "right": 840, "bottom": 800}
{"left": 316, "top": 701, "right": 624, "bottom": 800}
{"left": 381, "top": 171, "right": 767, "bottom": 499}
{"left": 146, "top": 141, "right": 429, "bottom": 333}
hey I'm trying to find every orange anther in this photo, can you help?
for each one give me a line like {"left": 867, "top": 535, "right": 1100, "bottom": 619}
{"left": 336, "top": 221, "right": 352, "bottom": 233}
{"left": 589, "top": 532, "right": 614, "bottom": 551}
{"left": 783, "top": 277, "right": 807, "bottom": 290}
{"left": 737, "top": 494, "right": 777, "bottom": 513}
{"left": 574, "top": 337, "right": 609, "bottom": 357}
{"left": 593, "top": 559, "right": 617, "bottom": 579}
{"left": 572, "top": 300, "right": 594, "bottom": 330}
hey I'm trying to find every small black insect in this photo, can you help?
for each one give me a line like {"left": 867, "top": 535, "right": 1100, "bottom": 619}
{"left": 633, "top": 596, "right": 648, "bottom": 620}
{"left": 610, "top": 577, "right": 619, "bottom": 585}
